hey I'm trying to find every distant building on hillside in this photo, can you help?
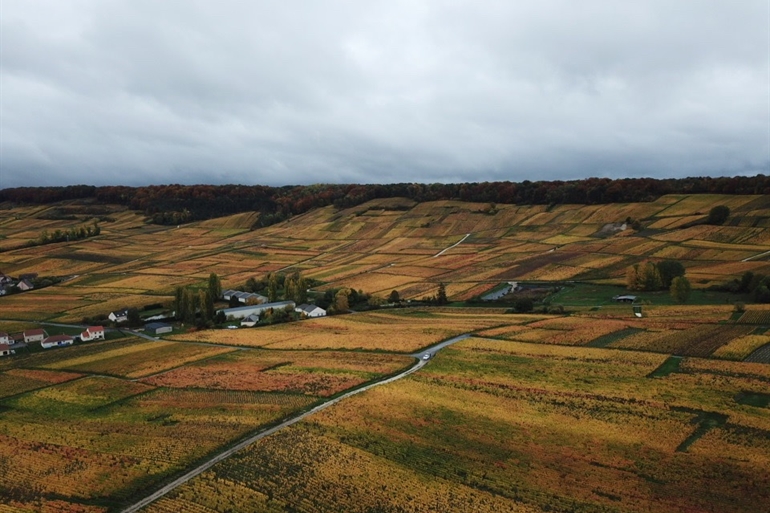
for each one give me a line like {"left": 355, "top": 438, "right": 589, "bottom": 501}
{"left": 0, "top": 332, "right": 8, "bottom": 345}
{"left": 0, "top": 344, "right": 13, "bottom": 357}
{"left": 17, "top": 279, "right": 34, "bottom": 291}
{"left": 612, "top": 295, "right": 637, "bottom": 303}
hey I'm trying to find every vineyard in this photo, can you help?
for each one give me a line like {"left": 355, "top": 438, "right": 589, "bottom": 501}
{"left": 141, "top": 350, "right": 413, "bottom": 396}
{"left": 2, "top": 194, "right": 770, "bottom": 511}
{"left": 139, "top": 338, "right": 770, "bottom": 513}
{"left": 171, "top": 309, "right": 524, "bottom": 352}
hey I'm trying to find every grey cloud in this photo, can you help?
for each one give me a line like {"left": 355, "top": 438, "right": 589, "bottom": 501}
{"left": 1, "top": 0, "right": 767, "bottom": 188}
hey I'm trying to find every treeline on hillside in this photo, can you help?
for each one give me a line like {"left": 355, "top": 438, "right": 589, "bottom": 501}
{"left": 2, "top": 175, "right": 770, "bottom": 227}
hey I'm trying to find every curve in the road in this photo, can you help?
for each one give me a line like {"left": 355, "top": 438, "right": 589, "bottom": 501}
{"left": 120, "top": 333, "right": 472, "bottom": 513}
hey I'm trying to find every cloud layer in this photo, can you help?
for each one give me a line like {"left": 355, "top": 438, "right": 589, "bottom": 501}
{"left": 1, "top": 0, "right": 768, "bottom": 187}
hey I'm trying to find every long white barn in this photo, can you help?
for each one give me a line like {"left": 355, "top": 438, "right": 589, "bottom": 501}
{"left": 218, "top": 301, "right": 296, "bottom": 320}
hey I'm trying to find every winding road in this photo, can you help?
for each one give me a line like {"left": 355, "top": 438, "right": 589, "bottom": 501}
{"left": 119, "top": 334, "right": 471, "bottom": 513}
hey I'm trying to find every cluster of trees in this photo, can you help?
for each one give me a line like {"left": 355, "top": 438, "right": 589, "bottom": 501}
{"left": 174, "top": 273, "right": 222, "bottom": 326}
{"left": 241, "top": 271, "right": 310, "bottom": 305}
{"left": 35, "top": 221, "right": 100, "bottom": 245}
{"left": 316, "top": 287, "right": 370, "bottom": 313}
{"left": 715, "top": 271, "right": 770, "bottom": 303}
{"left": 423, "top": 283, "right": 449, "bottom": 305}
{"left": 627, "top": 260, "right": 691, "bottom": 303}
{"left": 3, "top": 175, "right": 768, "bottom": 227}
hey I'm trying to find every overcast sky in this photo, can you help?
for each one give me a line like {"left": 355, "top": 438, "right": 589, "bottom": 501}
{"left": 1, "top": 1, "right": 768, "bottom": 188}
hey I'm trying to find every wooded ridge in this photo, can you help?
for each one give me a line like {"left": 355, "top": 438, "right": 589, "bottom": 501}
{"left": 3, "top": 175, "right": 769, "bottom": 226}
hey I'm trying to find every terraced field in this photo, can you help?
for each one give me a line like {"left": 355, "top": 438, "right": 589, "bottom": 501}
{"left": 3, "top": 194, "right": 770, "bottom": 324}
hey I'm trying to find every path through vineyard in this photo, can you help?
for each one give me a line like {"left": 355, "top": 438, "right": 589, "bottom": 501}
{"left": 119, "top": 334, "right": 471, "bottom": 513}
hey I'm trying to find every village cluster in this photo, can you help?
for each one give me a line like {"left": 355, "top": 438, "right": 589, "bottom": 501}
{"left": 0, "top": 271, "right": 37, "bottom": 295}
{"left": 0, "top": 287, "right": 327, "bottom": 357}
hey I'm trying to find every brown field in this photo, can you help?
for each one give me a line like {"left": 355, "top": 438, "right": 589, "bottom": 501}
{"left": 171, "top": 309, "right": 524, "bottom": 352}
{"left": 141, "top": 350, "right": 413, "bottom": 396}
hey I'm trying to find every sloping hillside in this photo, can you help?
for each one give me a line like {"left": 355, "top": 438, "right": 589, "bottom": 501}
{"left": 1, "top": 194, "right": 770, "bottom": 321}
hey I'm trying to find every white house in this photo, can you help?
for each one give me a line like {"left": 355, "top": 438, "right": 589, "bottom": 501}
{"left": 18, "top": 279, "right": 34, "bottom": 291}
{"left": 23, "top": 329, "right": 47, "bottom": 344}
{"left": 80, "top": 326, "right": 105, "bottom": 342}
{"left": 41, "top": 334, "right": 74, "bottom": 349}
{"left": 295, "top": 304, "right": 326, "bottom": 318}
{"left": 240, "top": 314, "right": 260, "bottom": 327}
{"left": 219, "top": 301, "right": 296, "bottom": 320}
{"left": 108, "top": 309, "right": 129, "bottom": 323}
{"left": 0, "top": 344, "right": 13, "bottom": 357}
{"left": 0, "top": 332, "right": 8, "bottom": 345}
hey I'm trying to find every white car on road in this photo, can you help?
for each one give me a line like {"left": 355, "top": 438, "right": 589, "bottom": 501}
{"left": 422, "top": 353, "right": 431, "bottom": 360}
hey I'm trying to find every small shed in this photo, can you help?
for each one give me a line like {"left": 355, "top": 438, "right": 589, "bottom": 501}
{"left": 145, "top": 322, "right": 173, "bottom": 335}
{"left": 18, "top": 279, "right": 34, "bottom": 291}
{"left": 0, "top": 343, "right": 13, "bottom": 357}
{"left": 613, "top": 295, "right": 638, "bottom": 303}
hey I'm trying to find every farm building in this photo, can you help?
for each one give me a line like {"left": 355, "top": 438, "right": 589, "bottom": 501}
{"left": 223, "top": 290, "right": 268, "bottom": 304}
{"left": 0, "top": 332, "right": 8, "bottom": 344}
{"left": 0, "top": 343, "right": 13, "bottom": 357}
{"left": 0, "top": 273, "right": 12, "bottom": 286}
{"left": 613, "top": 295, "right": 638, "bottom": 303}
{"left": 80, "top": 326, "right": 105, "bottom": 342}
{"left": 109, "top": 309, "right": 129, "bottom": 323}
{"left": 23, "top": 329, "right": 47, "bottom": 343}
{"left": 220, "top": 301, "right": 296, "bottom": 320}
{"left": 17, "top": 279, "right": 34, "bottom": 291}
{"left": 41, "top": 334, "right": 74, "bottom": 349}
{"left": 145, "top": 322, "right": 173, "bottom": 335}
{"left": 295, "top": 304, "right": 326, "bottom": 318}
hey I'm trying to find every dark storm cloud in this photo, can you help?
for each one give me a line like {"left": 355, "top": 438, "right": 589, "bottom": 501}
{"left": 1, "top": 0, "right": 768, "bottom": 187}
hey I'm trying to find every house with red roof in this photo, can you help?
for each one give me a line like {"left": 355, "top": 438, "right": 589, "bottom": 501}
{"left": 41, "top": 334, "right": 74, "bottom": 349}
{"left": 80, "top": 326, "right": 105, "bottom": 342}
{"left": 23, "top": 329, "right": 47, "bottom": 344}
{"left": 0, "top": 343, "right": 13, "bottom": 357}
